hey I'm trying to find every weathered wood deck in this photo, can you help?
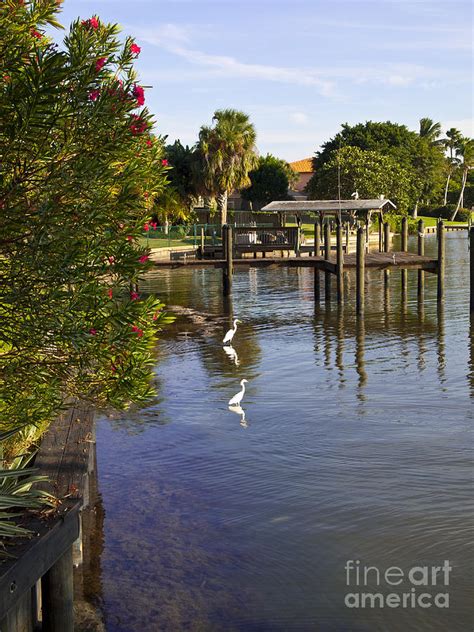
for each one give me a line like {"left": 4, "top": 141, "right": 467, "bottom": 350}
{"left": 0, "top": 403, "right": 94, "bottom": 629}
{"left": 151, "top": 251, "right": 438, "bottom": 272}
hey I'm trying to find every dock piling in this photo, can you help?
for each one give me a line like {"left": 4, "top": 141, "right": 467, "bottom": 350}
{"left": 222, "top": 225, "right": 233, "bottom": 296}
{"left": 324, "top": 221, "right": 331, "bottom": 302}
{"left": 356, "top": 226, "right": 365, "bottom": 314}
{"left": 42, "top": 547, "right": 74, "bottom": 632}
{"left": 314, "top": 221, "right": 321, "bottom": 303}
{"left": 401, "top": 216, "right": 408, "bottom": 299}
{"left": 437, "top": 220, "right": 445, "bottom": 302}
{"left": 336, "top": 219, "right": 344, "bottom": 304}
{"left": 418, "top": 219, "right": 425, "bottom": 298}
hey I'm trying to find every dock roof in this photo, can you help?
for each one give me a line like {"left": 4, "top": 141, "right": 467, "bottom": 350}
{"left": 261, "top": 199, "right": 396, "bottom": 214}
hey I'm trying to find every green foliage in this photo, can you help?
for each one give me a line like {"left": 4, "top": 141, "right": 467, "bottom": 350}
{"left": 307, "top": 120, "right": 447, "bottom": 208}
{"left": 195, "top": 109, "right": 258, "bottom": 224}
{"left": 419, "top": 205, "right": 471, "bottom": 222}
{"left": 241, "top": 154, "right": 297, "bottom": 208}
{"left": 164, "top": 140, "right": 198, "bottom": 213}
{"left": 307, "top": 146, "right": 416, "bottom": 211}
{"left": 0, "top": 428, "right": 54, "bottom": 550}
{"left": 0, "top": 1, "right": 173, "bottom": 435}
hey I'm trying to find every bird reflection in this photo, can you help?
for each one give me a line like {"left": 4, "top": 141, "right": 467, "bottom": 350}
{"left": 228, "top": 404, "right": 248, "bottom": 428}
{"left": 223, "top": 345, "right": 240, "bottom": 366}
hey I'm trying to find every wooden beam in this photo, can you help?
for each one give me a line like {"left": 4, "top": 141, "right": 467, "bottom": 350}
{"left": 437, "top": 220, "right": 445, "bottom": 302}
{"left": 356, "top": 226, "right": 365, "bottom": 314}
{"left": 418, "top": 219, "right": 425, "bottom": 299}
{"left": 336, "top": 219, "right": 344, "bottom": 304}
{"left": 324, "top": 221, "right": 331, "bottom": 302}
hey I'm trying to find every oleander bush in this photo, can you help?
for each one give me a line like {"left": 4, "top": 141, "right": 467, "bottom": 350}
{"left": 0, "top": 1, "right": 173, "bottom": 440}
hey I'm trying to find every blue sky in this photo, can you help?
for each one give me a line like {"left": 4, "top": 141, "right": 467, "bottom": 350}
{"left": 58, "top": 0, "right": 472, "bottom": 161}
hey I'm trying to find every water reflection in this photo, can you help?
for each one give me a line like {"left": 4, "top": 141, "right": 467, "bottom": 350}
{"left": 222, "top": 344, "right": 240, "bottom": 366}
{"left": 228, "top": 404, "right": 248, "bottom": 428}
{"left": 93, "top": 234, "right": 472, "bottom": 631}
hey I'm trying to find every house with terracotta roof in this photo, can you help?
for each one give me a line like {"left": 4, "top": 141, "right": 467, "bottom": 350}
{"left": 289, "top": 157, "right": 314, "bottom": 195}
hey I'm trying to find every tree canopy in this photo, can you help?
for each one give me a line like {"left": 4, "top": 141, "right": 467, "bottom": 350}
{"left": 0, "top": 1, "right": 172, "bottom": 435}
{"left": 241, "top": 154, "right": 297, "bottom": 209}
{"left": 307, "top": 146, "right": 416, "bottom": 211}
{"left": 195, "top": 109, "right": 258, "bottom": 225}
{"left": 307, "top": 120, "right": 448, "bottom": 211}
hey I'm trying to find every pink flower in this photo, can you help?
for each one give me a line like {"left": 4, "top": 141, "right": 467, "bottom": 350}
{"left": 151, "top": 222, "right": 158, "bottom": 230}
{"left": 152, "top": 310, "right": 161, "bottom": 321}
{"left": 143, "top": 222, "right": 150, "bottom": 232}
{"left": 95, "top": 57, "right": 106, "bottom": 72}
{"left": 107, "top": 288, "right": 113, "bottom": 299}
{"left": 129, "top": 115, "right": 147, "bottom": 135}
{"left": 82, "top": 17, "right": 99, "bottom": 29}
{"left": 89, "top": 89, "right": 100, "bottom": 101}
{"left": 139, "top": 254, "right": 149, "bottom": 263}
{"left": 108, "top": 256, "right": 115, "bottom": 264}
{"left": 161, "top": 159, "right": 168, "bottom": 166}
{"left": 89, "top": 328, "right": 97, "bottom": 335}
{"left": 131, "top": 325, "right": 144, "bottom": 337}
{"left": 127, "top": 235, "right": 133, "bottom": 241}
{"left": 130, "top": 43, "right": 141, "bottom": 55}
{"left": 146, "top": 138, "right": 153, "bottom": 147}
{"left": 130, "top": 291, "right": 139, "bottom": 301}
{"left": 31, "top": 29, "right": 43, "bottom": 39}
{"left": 132, "top": 84, "right": 145, "bottom": 106}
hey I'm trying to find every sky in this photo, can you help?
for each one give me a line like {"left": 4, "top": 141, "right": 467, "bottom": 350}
{"left": 57, "top": 0, "right": 472, "bottom": 161}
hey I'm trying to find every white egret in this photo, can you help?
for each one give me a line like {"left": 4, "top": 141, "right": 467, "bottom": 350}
{"left": 228, "top": 379, "right": 248, "bottom": 406}
{"left": 223, "top": 319, "right": 241, "bottom": 346}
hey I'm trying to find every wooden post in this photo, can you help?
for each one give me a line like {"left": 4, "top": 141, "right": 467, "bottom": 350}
{"left": 222, "top": 225, "right": 233, "bottom": 296}
{"left": 378, "top": 219, "right": 383, "bottom": 252}
{"left": 401, "top": 216, "right": 408, "bottom": 252}
{"left": 418, "top": 219, "right": 425, "bottom": 299}
{"left": 336, "top": 219, "right": 344, "bottom": 304}
{"left": 345, "top": 222, "right": 350, "bottom": 254}
{"left": 42, "top": 547, "right": 74, "bottom": 632}
{"left": 470, "top": 226, "right": 474, "bottom": 311}
{"left": 401, "top": 216, "right": 408, "bottom": 298}
{"left": 356, "top": 226, "right": 365, "bottom": 314}
{"left": 383, "top": 221, "right": 390, "bottom": 286}
{"left": 295, "top": 225, "right": 301, "bottom": 257}
{"left": 383, "top": 222, "right": 390, "bottom": 252}
{"left": 314, "top": 221, "right": 321, "bottom": 303}
{"left": 324, "top": 221, "right": 331, "bottom": 302}
{"left": 437, "top": 220, "right": 445, "bottom": 302}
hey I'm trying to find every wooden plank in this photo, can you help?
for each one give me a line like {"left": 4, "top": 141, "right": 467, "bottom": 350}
{"left": 0, "top": 505, "right": 80, "bottom": 619}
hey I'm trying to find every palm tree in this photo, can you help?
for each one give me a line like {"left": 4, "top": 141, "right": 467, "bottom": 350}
{"left": 419, "top": 117, "right": 442, "bottom": 143}
{"left": 451, "top": 138, "right": 473, "bottom": 220}
{"left": 196, "top": 109, "right": 258, "bottom": 226}
{"left": 442, "top": 127, "right": 463, "bottom": 204}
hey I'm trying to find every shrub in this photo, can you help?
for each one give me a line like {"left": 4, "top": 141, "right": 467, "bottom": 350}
{"left": 0, "top": 2, "right": 173, "bottom": 436}
{"left": 419, "top": 205, "right": 471, "bottom": 222}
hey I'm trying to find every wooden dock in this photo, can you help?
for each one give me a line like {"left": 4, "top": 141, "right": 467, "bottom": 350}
{"left": 150, "top": 221, "right": 474, "bottom": 313}
{"left": 0, "top": 404, "right": 94, "bottom": 631}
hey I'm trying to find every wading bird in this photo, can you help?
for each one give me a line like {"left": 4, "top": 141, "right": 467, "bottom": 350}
{"left": 228, "top": 379, "right": 248, "bottom": 406}
{"left": 223, "top": 319, "right": 241, "bottom": 346}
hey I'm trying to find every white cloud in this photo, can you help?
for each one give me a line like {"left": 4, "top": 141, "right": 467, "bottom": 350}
{"left": 289, "top": 112, "right": 310, "bottom": 125}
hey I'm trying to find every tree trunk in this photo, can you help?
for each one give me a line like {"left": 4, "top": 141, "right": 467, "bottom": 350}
{"left": 412, "top": 200, "right": 418, "bottom": 219}
{"left": 443, "top": 172, "right": 451, "bottom": 206}
{"left": 163, "top": 216, "right": 169, "bottom": 234}
{"left": 451, "top": 169, "right": 468, "bottom": 220}
{"left": 217, "top": 191, "right": 228, "bottom": 226}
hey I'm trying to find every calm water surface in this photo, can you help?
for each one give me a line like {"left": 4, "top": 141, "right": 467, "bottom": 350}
{"left": 90, "top": 234, "right": 473, "bottom": 631}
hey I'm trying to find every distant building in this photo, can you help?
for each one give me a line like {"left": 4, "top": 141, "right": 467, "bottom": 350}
{"left": 288, "top": 158, "right": 314, "bottom": 198}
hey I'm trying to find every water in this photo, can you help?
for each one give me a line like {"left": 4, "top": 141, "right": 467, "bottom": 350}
{"left": 88, "top": 234, "right": 473, "bottom": 631}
